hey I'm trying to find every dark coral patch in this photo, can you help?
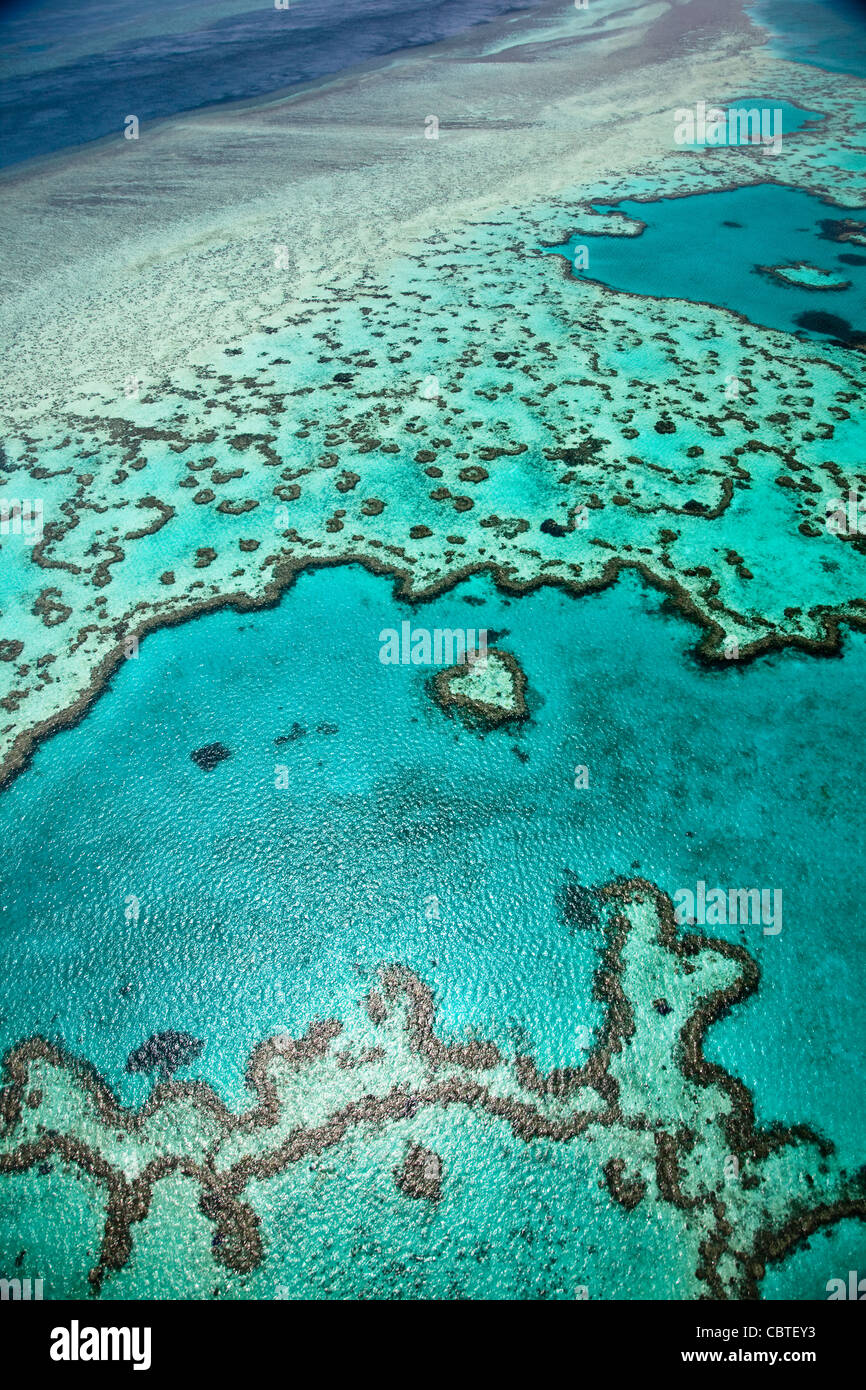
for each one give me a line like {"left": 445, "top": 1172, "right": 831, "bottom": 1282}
{"left": 395, "top": 1144, "right": 443, "bottom": 1203}
{"left": 794, "top": 310, "right": 866, "bottom": 345}
{"left": 126, "top": 1031, "right": 204, "bottom": 1080}
{"left": 190, "top": 742, "right": 232, "bottom": 770}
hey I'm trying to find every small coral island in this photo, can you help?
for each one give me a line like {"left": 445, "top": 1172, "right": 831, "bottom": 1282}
{"left": 757, "top": 260, "right": 850, "bottom": 291}
{"left": 432, "top": 647, "right": 528, "bottom": 727}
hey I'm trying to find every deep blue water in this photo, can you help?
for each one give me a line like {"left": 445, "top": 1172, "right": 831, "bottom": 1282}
{"left": 0, "top": 563, "right": 864, "bottom": 1173}
{"left": 0, "top": 0, "right": 545, "bottom": 167}
{"left": 550, "top": 183, "right": 866, "bottom": 342}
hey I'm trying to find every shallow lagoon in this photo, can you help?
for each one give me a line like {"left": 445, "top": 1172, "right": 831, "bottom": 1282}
{"left": 672, "top": 97, "right": 823, "bottom": 147}
{"left": 551, "top": 182, "right": 866, "bottom": 340}
{"left": 1, "top": 561, "right": 864, "bottom": 1175}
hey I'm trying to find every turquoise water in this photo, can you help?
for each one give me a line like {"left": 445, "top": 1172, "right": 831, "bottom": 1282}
{"left": 2, "top": 0, "right": 865, "bottom": 1304}
{"left": 672, "top": 96, "right": 823, "bottom": 147}
{"left": 762, "top": 1218, "right": 866, "bottom": 1300}
{"left": 1, "top": 561, "right": 864, "bottom": 1180}
{"left": 550, "top": 183, "right": 866, "bottom": 340}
